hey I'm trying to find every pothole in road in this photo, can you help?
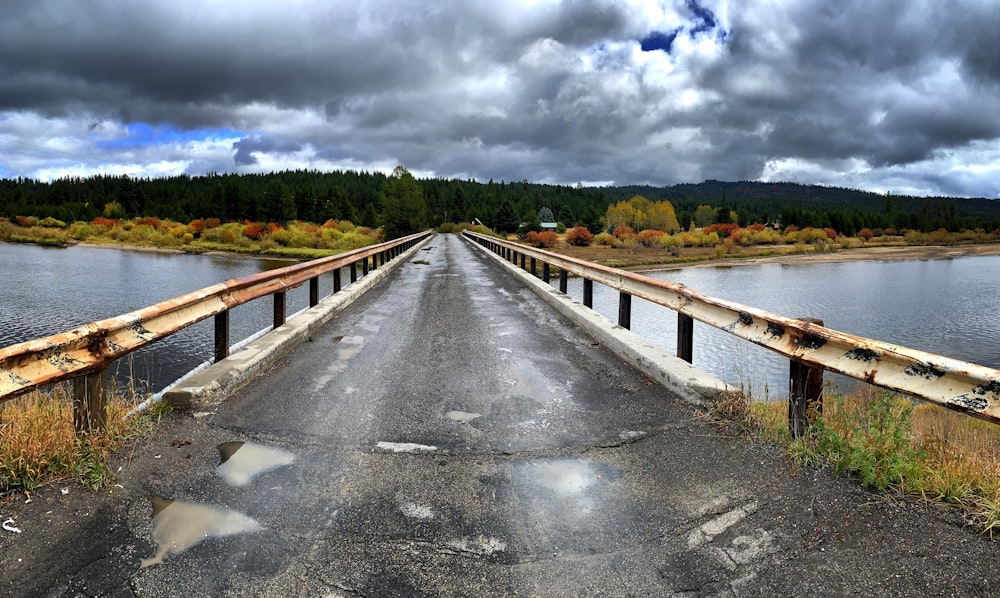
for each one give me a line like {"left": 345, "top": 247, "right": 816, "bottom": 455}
{"left": 140, "top": 495, "right": 262, "bottom": 568}
{"left": 216, "top": 441, "right": 295, "bottom": 487}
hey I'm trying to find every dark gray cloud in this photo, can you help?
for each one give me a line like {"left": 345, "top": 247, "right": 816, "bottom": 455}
{"left": 0, "top": 0, "right": 997, "bottom": 198}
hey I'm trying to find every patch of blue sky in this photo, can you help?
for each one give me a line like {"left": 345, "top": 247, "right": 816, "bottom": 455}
{"left": 640, "top": 29, "right": 680, "bottom": 53}
{"left": 95, "top": 123, "right": 243, "bottom": 149}
{"left": 641, "top": 0, "right": 725, "bottom": 53}
{"left": 686, "top": 0, "right": 717, "bottom": 35}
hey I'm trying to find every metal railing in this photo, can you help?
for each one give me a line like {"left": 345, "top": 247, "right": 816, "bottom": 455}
{"left": 0, "top": 230, "right": 432, "bottom": 431}
{"left": 464, "top": 231, "right": 1000, "bottom": 431}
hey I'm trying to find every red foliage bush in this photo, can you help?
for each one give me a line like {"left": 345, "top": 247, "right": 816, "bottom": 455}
{"left": 134, "top": 217, "right": 163, "bottom": 230}
{"left": 748, "top": 223, "right": 766, "bottom": 232}
{"left": 636, "top": 229, "right": 665, "bottom": 246}
{"left": 703, "top": 223, "right": 739, "bottom": 237}
{"left": 612, "top": 225, "right": 635, "bottom": 239}
{"left": 823, "top": 227, "right": 837, "bottom": 239}
{"left": 243, "top": 221, "right": 268, "bottom": 240}
{"left": 565, "top": 226, "right": 594, "bottom": 246}
{"left": 526, "top": 230, "right": 558, "bottom": 248}
{"left": 858, "top": 228, "right": 874, "bottom": 240}
{"left": 15, "top": 216, "right": 37, "bottom": 226}
{"left": 92, "top": 216, "right": 120, "bottom": 228}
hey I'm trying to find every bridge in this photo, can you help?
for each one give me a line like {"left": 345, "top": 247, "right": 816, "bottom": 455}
{"left": 2, "top": 232, "right": 1000, "bottom": 596}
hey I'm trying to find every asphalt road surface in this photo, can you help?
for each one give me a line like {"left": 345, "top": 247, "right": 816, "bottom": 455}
{"left": 2, "top": 234, "right": 999, "bottom": 597}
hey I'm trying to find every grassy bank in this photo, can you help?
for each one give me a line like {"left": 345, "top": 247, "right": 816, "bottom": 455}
{"left": 711, "top": 386, "right": 1000, "bottom": 536}
{"left": 0, "top": 384, "right": 168, "bottom": 494}
{"left": 0, "top": 216, "right": 383, "bottom": 259}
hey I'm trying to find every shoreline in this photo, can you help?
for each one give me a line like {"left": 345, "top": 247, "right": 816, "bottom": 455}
{"left": 626, "top": 243, "right": 1000, "bottom": 272}
{"left": 73, "top": 241, "right": 301, "bottom": 262}
{"left": 9, "top": 237, "right": 1000, "bottom": 270}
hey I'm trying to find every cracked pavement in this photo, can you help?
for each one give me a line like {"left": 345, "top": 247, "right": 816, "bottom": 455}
{"left": 2, "top": 234, "right": 1000, "bottom": 596}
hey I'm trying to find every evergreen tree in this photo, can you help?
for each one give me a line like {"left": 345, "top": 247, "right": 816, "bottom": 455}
{"left": 494, "top": 201, "right": 520, "bottom": 233}
{"left": 379, "top": 165, "right": 428, "bottom": 238}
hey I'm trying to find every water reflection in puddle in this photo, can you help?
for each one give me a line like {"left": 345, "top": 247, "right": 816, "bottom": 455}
{"left": 516, "top": 458, "right": 615, "bottom": 518}
{"left": 140, "top": 495, "right": 262, "bottom": 568}
{"left": 525, "top": 459, "right": 600, "bottom": 495}
{"left": 446, "top": 410, "right": 482, "bottom": 423}
{"left": 216, "top": 441, "right": 295, "bottom": 487}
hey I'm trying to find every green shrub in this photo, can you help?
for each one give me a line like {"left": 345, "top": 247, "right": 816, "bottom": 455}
{"left": 38, "top": 217, "right": 67, "bottom": 228}
{"left": 795, "top": 391, "right": 924, "bottom": 491}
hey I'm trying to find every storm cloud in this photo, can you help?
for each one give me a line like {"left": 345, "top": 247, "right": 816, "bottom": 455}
{"left": 0, "top": 0, "right": 997, "bottom": 198}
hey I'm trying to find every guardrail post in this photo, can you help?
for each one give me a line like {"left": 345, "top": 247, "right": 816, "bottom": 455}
{"left": 559, "top": 269, "right": 568, "bottom": 293}
{"left": 789, "top": 317, "right": 825, "bottom": 439}
{"left": 73, "top": 370, "right": 107, "bottom": 433}
{"left": 350, "top": 262, "right": 358, "bottom": 283}
{"left": 618, "top": 293, "right": 632, "bottom": 329}
{"left": 542, "top": 263, "right": 550, "bottom": 283}
{"left": 520, "top": 254, "right": 526, "bottom": 270}
{"left": 274, "top": 291, "right": 286, "bottom": 328}
{"left": 309, "top": 277, "right": 319, "bottom": 307}
{"left": 583, "top": 279, "right": 593, "bottom": 308}
{"left": 530, "top": 257, "right": 537, "bottom": 276}
{"left": 677, "top": 313, "right": 694, "bottom": 363}
{"left": 362, "top": 258, "right": 369, "bottom": 276}
{"left": 333, "top": 269, "right": 342, "bottom": 293}
{"left": 214, "top": 311, "right": 230, "bottom": 362}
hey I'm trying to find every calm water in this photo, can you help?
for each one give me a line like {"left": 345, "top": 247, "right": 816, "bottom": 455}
{"left": 567, "top": 256, "right": 1000, "bottom": 397}
{"left": 0, "top": 242, "right": 321, "bottom": 393}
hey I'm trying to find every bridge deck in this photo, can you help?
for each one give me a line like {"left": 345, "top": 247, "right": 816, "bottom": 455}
{"left": 4, "top": 234, "right": 999, "bottom": 596}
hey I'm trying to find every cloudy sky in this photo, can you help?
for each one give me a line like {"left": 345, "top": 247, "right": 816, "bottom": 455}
{"left": 1, "top": 0, "right": 998, "bottom": 198}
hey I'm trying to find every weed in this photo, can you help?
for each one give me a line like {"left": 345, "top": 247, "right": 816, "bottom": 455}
{"left": 801, "top": 390, "right": 924, "bottom": 491}
{"left": 0, "top": 382, "right": 164, "bottom": 493}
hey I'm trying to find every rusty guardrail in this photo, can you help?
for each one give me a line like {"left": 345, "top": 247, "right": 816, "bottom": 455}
{"left": 0, "top": 230, "right": 432, "bottom": 431}
{"left": 464, "top": 231, "right": 1000, "bottom": 431}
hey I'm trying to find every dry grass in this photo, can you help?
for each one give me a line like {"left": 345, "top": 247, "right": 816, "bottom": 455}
{"left": 910, "top": 403, "right": 1000, "bottom": 535}
{"left": 0, "top": 382, "right": 165, "bottom": 493}
{"left": 719, "top": 384, "right": 1000, "bottom": 537}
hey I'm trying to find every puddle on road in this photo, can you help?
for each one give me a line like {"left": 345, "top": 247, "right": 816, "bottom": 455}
{"left": 515, "top": 458, "right": 617, "bottom": 518}
{"left": 526, "top": 459, "right": 601, "bottom": 495}
{"left": 216, "top": 441, "right": 295, "bottom": 487}
{"left": 446, "top": 410, "right": 482, "bottom": 423}
{"left": 140, "top": 496, "right": 262, "bottom": 568}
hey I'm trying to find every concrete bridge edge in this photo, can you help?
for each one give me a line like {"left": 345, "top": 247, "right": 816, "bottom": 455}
{"left": 163, "top": 234, "right": 435, "bottom": 411}
{"left": 463, "top": 235, "right": 735, "bottom": 409}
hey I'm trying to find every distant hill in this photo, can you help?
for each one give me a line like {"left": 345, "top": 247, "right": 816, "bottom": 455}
{"left": 603, "top": 180, "right": 1000, "bottom": 220}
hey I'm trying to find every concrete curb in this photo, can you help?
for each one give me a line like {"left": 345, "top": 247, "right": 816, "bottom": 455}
{"left": 164, "top": 235, "right": 435, "bottom": 410}
{"left": 464, "top": 236, "right": 734, "bottom": 407}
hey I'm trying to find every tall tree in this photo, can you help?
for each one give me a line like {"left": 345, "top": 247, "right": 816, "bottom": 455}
{"left": 379, "top": 165, "right": 428, "bottom": 239}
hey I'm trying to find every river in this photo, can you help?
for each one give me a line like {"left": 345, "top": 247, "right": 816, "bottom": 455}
{"left": 0, "top": 242, "right": 313, "bottom": 394}
{"left": 3, "top": 242, "right": 998, "bottom": 398}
